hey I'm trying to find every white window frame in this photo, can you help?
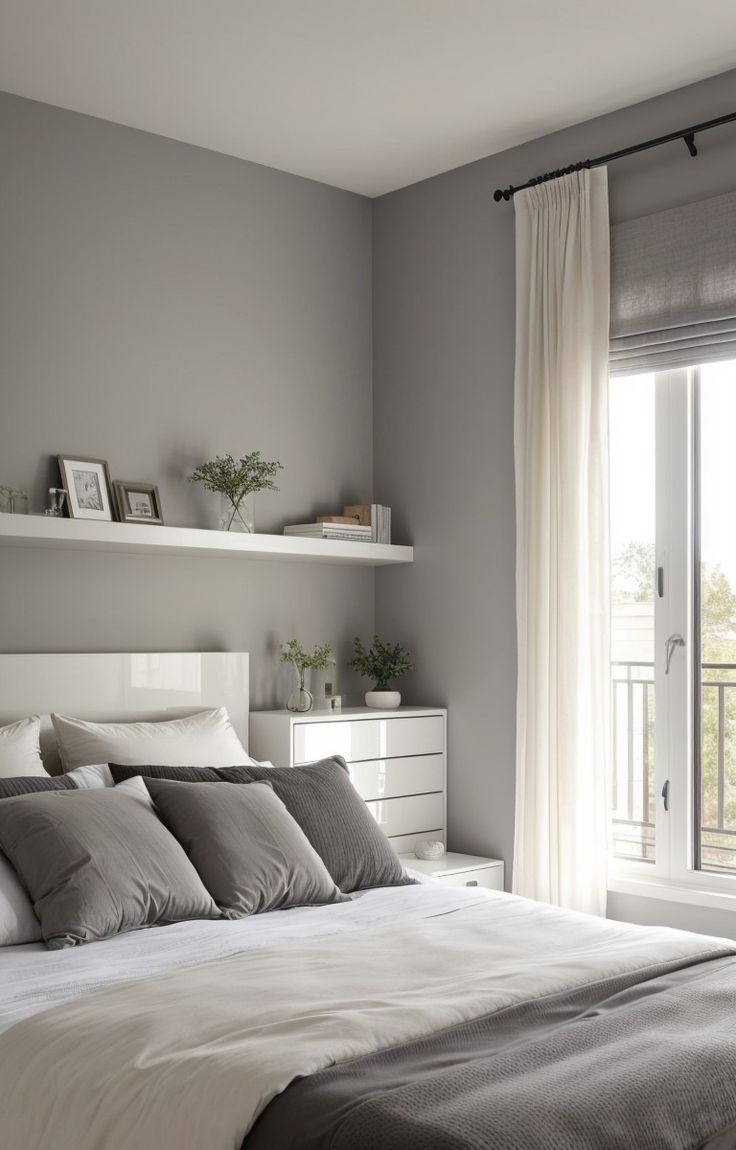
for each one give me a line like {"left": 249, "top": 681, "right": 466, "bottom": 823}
{"left": 609, "top": 365, "right": 736, "bottom": 907}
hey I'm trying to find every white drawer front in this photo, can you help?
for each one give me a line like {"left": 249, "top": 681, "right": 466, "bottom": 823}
{"left": 293, "top": 715, "right": 444, "bottom": 765}
{"left": 436, "top": 867, "right": 504, "bottom": 892}
{"left": 365, "top": 793, "right": 443, "bottom": 838}
{"left": 348, "top": 755, "right": 444, "bottom": 801}
{"left": 383, "top": 716, "right": 444, "bottom": 758}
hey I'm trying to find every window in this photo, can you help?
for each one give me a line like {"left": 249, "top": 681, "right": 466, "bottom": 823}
{"left": 609, "top": 359, "right": 736, "bottom": 894}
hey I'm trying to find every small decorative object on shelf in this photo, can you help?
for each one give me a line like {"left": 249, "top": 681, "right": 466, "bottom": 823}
{"left": 57, "top": 456, "right": 115, "bottom": 521}
{"left": 348, "top": 635, "right": 414, "bottom": 709}
{"left": 281, "top": 639, "right": 333, "bottom": 713}
{"left": 0, "top": 487, "right": 29, "bottom": 515}
{"left": 414, "top": 840, "right": 446, "bottom": 861}
{"left": 43, "top": 488, "right": 68, "bottom": 517}
{"left": 189, "top": 452, "right": 283, "bottom": 533}
{"left": 114, "top": 481, "right": 164, "bottom": 525}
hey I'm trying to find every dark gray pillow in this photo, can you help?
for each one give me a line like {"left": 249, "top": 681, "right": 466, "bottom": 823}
{"left": 220, "top": 758, "right": 415, "bottom": 894}
{"left": 0, "top": 775, "right": 76, "bottom": 799}
{"left": 111, "top": 757, "right": 414, "bottom": 893}
{"left": 0, "top": 777, "right": 221, "bottom": 948}
{"left": 110, "top": 764, "right": 222, "bottom": 783}
{"left": 144, "top": 777, "right": 348, "bottom": 916}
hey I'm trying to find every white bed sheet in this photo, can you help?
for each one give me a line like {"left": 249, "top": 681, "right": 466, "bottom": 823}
{"left": 0, "top": 879, "right": 490, "bottom": 1035}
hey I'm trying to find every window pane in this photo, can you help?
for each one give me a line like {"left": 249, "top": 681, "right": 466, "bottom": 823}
{"left": 698, "top": 362, "right": 736, "bottom": 874}
{"left": 609, "top": 374, "right": 656, "bottom": 861}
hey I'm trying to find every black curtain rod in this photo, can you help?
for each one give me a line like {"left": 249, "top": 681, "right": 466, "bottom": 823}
{"left": 492, "top": 110, "right": 736, "bottom": 203}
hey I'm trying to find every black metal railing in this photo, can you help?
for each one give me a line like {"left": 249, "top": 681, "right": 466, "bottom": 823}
{"left": 611, "top": 660, "right": 736, "bottom": 869}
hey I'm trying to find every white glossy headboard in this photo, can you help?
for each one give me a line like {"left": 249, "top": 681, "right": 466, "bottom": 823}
{"left": 0, "top": 653, "right": 249, "bottom": 774}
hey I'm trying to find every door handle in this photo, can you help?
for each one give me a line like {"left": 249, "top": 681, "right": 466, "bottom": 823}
{"left": 661, "top": 779, "right": 670, "bottom": 812}
{"left": 665, "top": 633, "right": 685, "bottom": 675}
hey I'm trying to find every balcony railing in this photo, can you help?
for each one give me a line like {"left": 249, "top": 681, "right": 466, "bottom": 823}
{"left": 611, "top": 660, "right": 736, "bottom": 870}
{"left": 611, "top": 661, "right": 655, "bottom": 861}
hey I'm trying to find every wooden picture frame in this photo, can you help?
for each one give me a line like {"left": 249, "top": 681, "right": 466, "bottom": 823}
{"left": 114, "top": 481, "right": 164, "bottom": 525}
{"left": 58, "top": 456, "right": 116, "bottom": 521}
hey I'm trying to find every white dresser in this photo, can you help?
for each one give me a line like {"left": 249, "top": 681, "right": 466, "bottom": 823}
{"left": 249, "top": 706, "right": 447, "bottom": 854}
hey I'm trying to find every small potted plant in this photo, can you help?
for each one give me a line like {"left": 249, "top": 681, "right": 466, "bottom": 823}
{"left": 348, "top": 635, "right": 414, "bottom": 709}
{"left": 281, "top": 639, "right": 333, "bottom": 713}
{"left": 189, "top": 452, "right": 283, "bottom": 533}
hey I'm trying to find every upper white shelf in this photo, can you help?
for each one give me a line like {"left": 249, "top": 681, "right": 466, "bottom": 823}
{"left": 0, "top": 513, "right": 412, "bottom": 566}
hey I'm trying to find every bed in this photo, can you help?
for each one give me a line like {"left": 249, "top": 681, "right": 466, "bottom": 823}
{"left": 1, "top": 653, "right": 736, "bottom": 1149}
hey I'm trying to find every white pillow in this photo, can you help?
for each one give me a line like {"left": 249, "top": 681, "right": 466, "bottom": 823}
{"left": 52, "top": 707, "right": 253, "bottom": 772}
{"left": 67, "top": 764, "right": 113, "bottom": 789}
{"left": 0, "top": 853, "right": 41, "bottom": 945}
{"left": 0, "top": 718, "right": 48, "bottom": 779}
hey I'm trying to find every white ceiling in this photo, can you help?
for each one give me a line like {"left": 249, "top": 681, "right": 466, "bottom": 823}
{"left": 1, "top": 0, "right": 735, "bottom": 197}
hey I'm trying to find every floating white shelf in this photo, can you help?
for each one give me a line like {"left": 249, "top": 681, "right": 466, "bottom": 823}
{"left": 0, "top": 513, "right": 412, "bottom": 566}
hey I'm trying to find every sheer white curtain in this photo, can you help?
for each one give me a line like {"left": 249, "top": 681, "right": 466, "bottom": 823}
{"left": 512, "top": 168, "right": 611, "bottom": 916}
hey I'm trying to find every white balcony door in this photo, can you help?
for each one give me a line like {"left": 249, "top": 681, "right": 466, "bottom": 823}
{"left": 610, "top": 360, "right": 736, "bottom": 896}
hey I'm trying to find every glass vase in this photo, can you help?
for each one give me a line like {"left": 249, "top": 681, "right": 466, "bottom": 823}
{"left": 287, "top": 667, "right": 313, "bottom": 713}
{"left": 219, "top": 492, "right": 254, "bottom": 533}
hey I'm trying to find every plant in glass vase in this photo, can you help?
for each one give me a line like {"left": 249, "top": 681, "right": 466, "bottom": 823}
{"left": 281, "top": 639, "right": 333, "bottom": 713}
{"left": 348, "top": 635, "right": 414, "bottom": 710}
{"left": 189, "top": 452, "right": 283, "bottom": 533}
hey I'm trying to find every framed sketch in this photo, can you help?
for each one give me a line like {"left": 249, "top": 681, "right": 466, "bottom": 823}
{"left": 114, "top": 481, "right": 164, "bottom": 525}
{"left": 58, "top": 456, "right": 115, "bottom": 521}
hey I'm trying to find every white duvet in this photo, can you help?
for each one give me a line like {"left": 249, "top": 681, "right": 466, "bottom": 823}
{"left": 0, "top": 881, "right": 732, "bottom": 1150}
{"left": 0, "top": 877, "right": 480, "bottom": 1033}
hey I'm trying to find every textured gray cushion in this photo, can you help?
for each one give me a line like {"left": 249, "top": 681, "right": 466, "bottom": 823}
{"left": 110, "top": 764, "right": 222, "bottom": 783}
{"left": 144, "top": 777, "right": 348, "bottom": 916}
{"left": 111, "top": 757, "right": 414, "bottom": 894}
{"left": 0, "top": 777, "right": 220, "bottom": 948}
{"left": 0, "top": 775, "right": 77, "bottom": 799}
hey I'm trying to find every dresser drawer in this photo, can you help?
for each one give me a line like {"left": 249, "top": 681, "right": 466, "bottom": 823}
{"left": 365, "top": 792, "right": 443, "bottom": 838}
{"left": 348, "top": 755, "right": 444, "bottom": 801}
{"left": 432, "top": 866, "right": 504, "bottom": 891}
{"left": 293, "top": 715, "right": 444, "bottom": 766}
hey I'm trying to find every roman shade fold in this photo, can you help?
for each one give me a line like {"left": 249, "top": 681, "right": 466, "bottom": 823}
{"left": 610, "top": 190, "right": 736, "bottom": 375}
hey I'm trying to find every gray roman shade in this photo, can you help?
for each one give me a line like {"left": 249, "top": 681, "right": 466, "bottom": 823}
{"left": 610, "top": 190, "right": 736, "bottom": 375}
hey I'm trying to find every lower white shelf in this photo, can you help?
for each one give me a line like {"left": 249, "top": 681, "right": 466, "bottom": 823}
{"left": 0, "top": 513, "right": 413, "bottom": 566}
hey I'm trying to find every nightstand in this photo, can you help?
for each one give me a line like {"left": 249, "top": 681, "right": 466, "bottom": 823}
{"left": 401, "top": 852, "right": 504, "bottom": 891}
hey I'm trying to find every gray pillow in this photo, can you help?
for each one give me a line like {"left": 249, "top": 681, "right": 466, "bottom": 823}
{"left": 0, "top": 775, "right": 77, "bottom": 799}
{"left": 0, "top": 777, "right": 221, "bottom": 948}
{"left": 144, "top": 777, "right": 348, "bottom": 916}
{"left": 221, "top": 759, "right": 416, "bottom": 893}
{"left": 111, "top": 757, "right": 414, "bottom": 893}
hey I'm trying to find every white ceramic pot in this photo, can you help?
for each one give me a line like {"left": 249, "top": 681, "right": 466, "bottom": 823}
{"left": 365, "top": 690, "right": 401, "bottom": 710}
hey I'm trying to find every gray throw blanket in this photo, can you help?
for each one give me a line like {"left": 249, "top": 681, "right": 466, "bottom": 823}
{"left": 248, "top": 953, "right": 736, "bottom": 1149}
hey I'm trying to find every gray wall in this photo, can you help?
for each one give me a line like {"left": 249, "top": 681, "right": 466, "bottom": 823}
{"left": 373, "top": 67, "right": 736, "bottom": 926}
{"left": 0, "top": 92, "right": 374, "bottom": 706}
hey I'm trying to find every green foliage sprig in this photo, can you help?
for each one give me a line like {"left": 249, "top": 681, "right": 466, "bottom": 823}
{"left": 348, "top": 636, "right": 414, "bottom": 691}
{"left": 189, "top": 453, "right": 283, "bottom": 510}
{"left": 281, "top": 639, "right": 333, "bottom": 678}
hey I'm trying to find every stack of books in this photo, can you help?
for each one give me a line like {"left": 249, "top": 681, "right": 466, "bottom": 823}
{"left": 344, "top": 504, "right": 391, "bottom": 544}
{"left": 282, "top": 504, "right": 392, "bottom": 544}
{"left": 283, "top": 522, "right": 372, "bottom": 542}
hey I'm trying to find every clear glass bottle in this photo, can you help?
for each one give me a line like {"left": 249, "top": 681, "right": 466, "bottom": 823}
{"left": 286, "top": 666, "right": 313, "bottom": 713}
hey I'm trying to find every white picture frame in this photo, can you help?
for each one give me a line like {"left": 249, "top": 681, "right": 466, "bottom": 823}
{"left": 58, "top": 456, "right": 115, "bottom": 521}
